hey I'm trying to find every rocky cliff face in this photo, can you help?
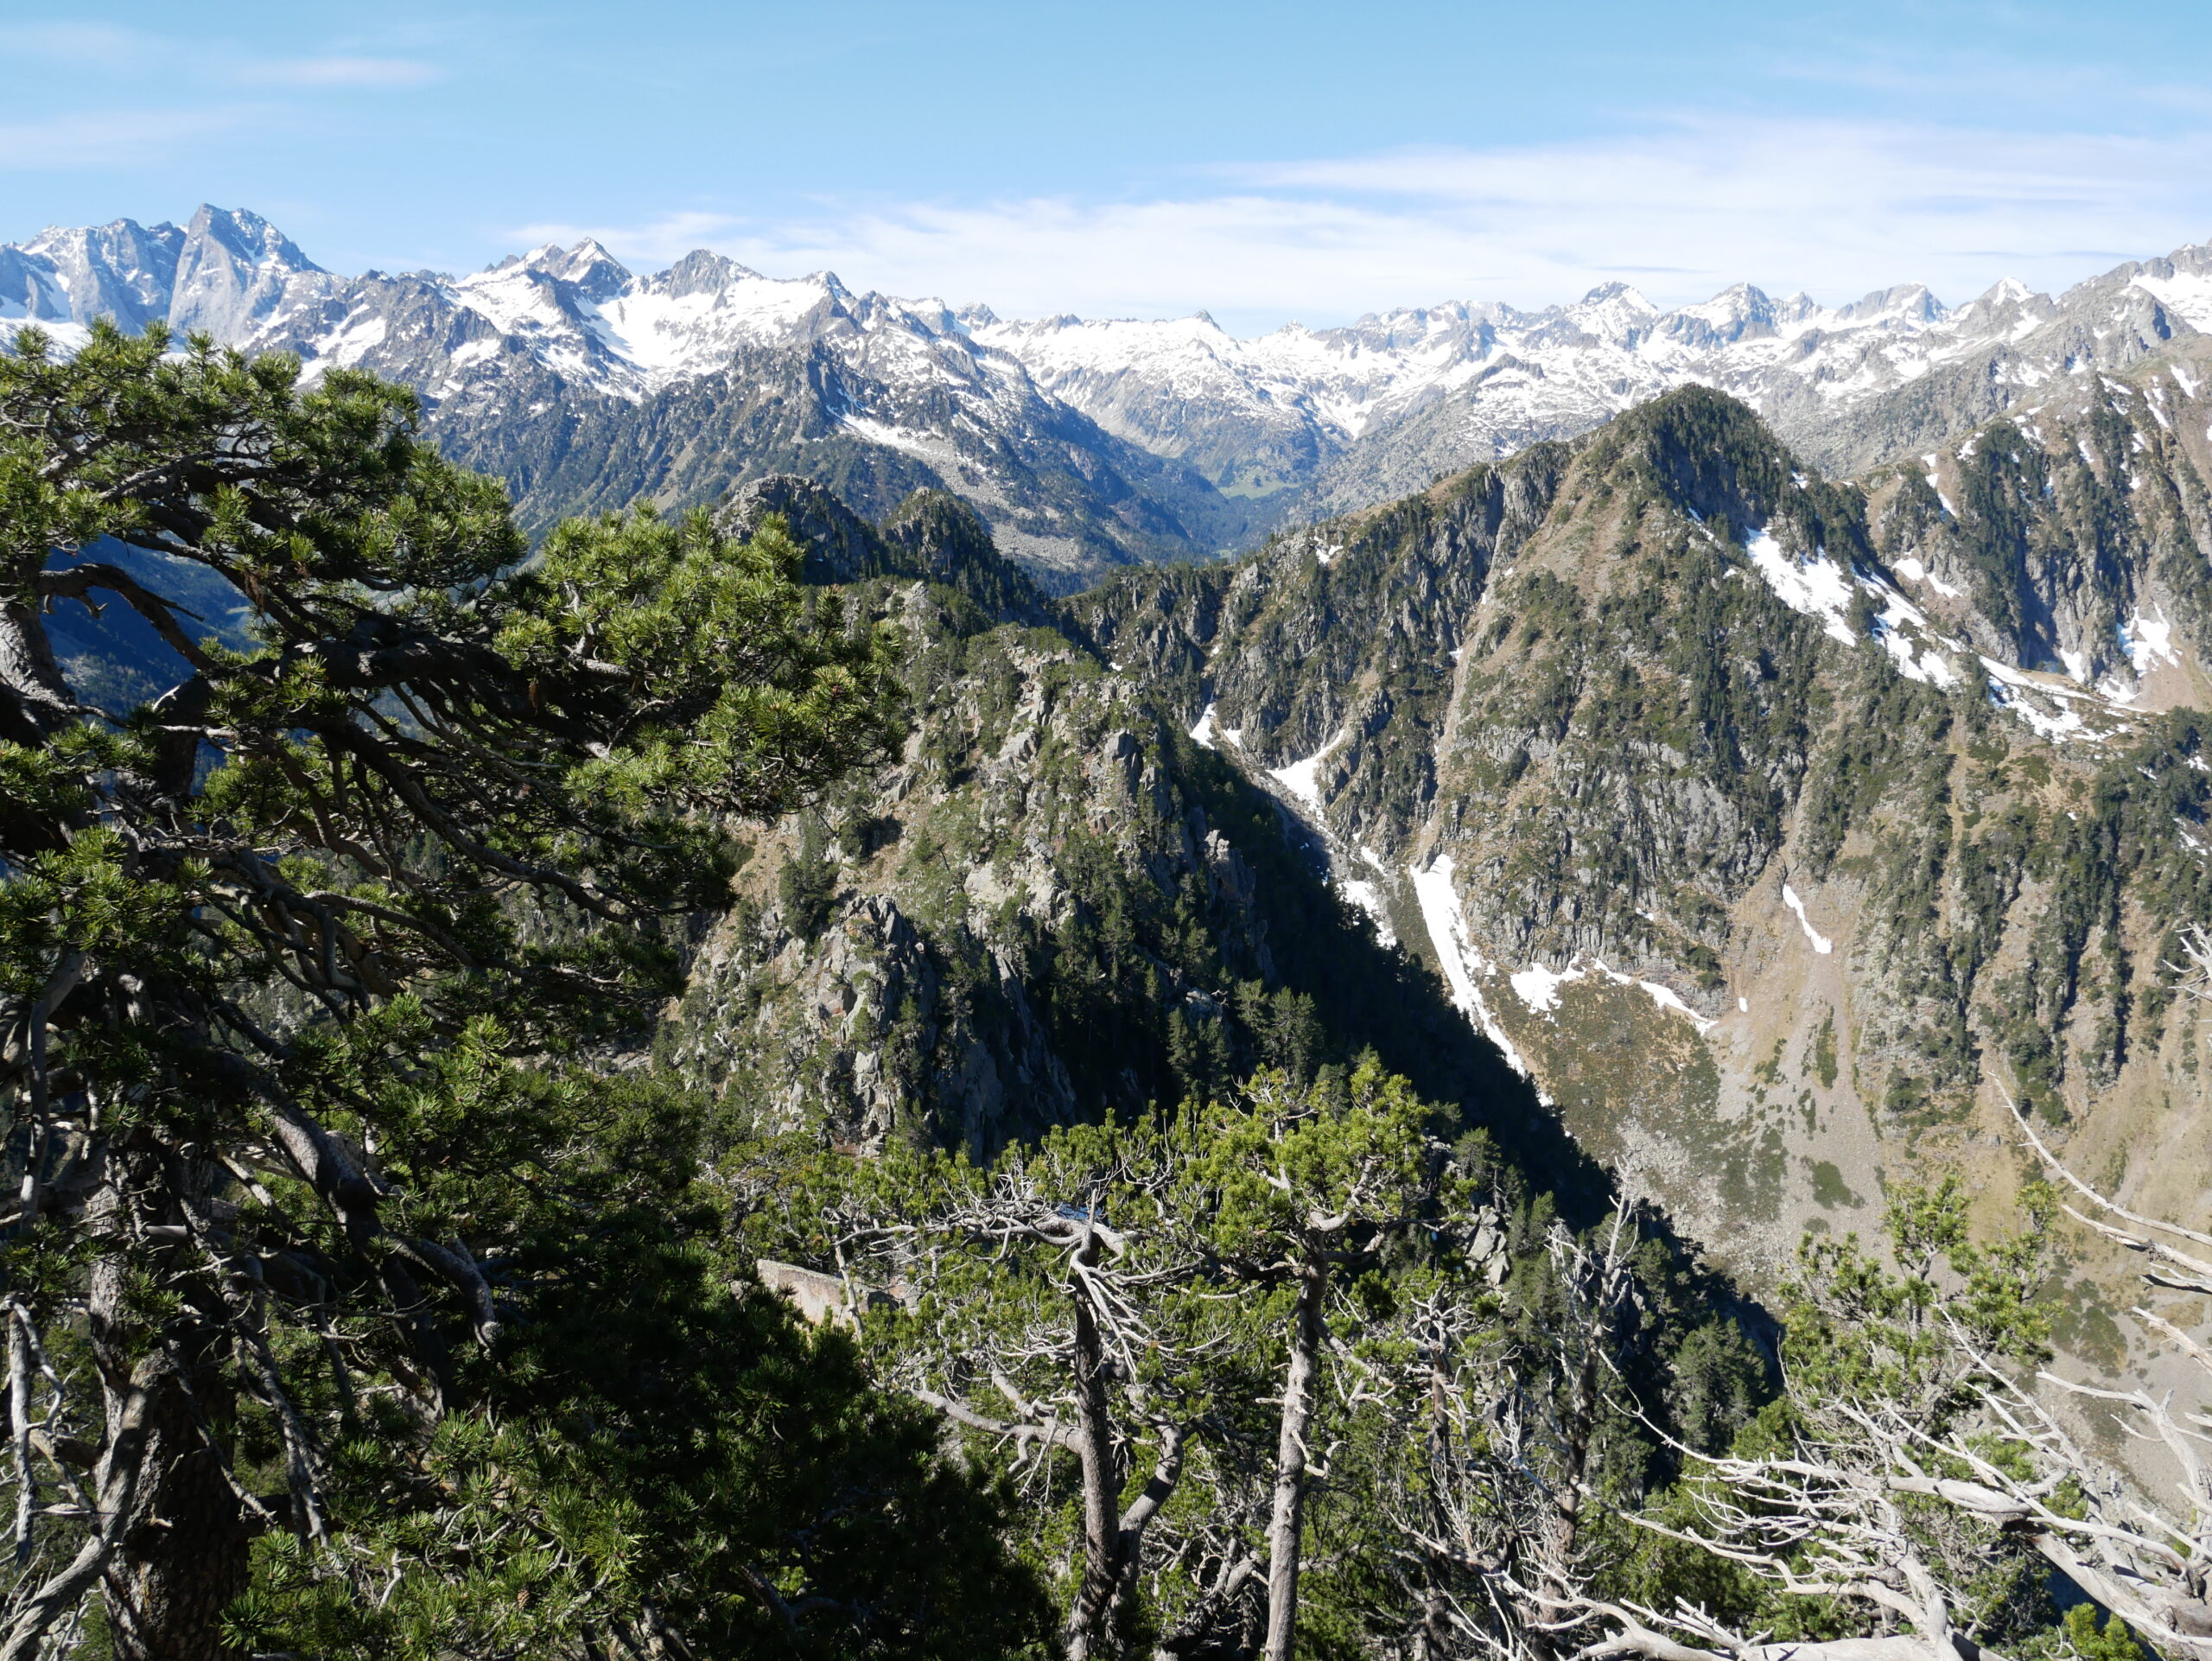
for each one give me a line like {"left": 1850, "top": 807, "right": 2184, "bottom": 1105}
{"left": 654, "top": 509, "right": 1575, "bottom": 1193}
{"left": 1067, "top": 371, "right": 2212, "bottom": 1352}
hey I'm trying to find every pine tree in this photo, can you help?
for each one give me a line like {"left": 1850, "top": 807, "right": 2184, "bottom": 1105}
{"left": 751, "top": 1060, "right": 1465, "bottom": 1661}
{"left": 0, "top": 321, "right": 1043, "bottom": 1658}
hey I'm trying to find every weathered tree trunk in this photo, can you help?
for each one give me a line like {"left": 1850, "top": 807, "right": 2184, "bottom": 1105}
{"left": 1262, "top": 1251, "right": 1326, "bottom": 1661}
{"left": 1544, "top": 1343, "right": 1602, "bottom": 1616}
{"left": 1067, "top": 1231, "right": 1122, "bottom": 1661}
{"left": 1103, "top": 1422, "right": 1182, "bottom": 1644}
{"left": 0, "top": 599, "right": 76, "bottom": 747}
{"left": 103, "top": 1371, "right": 250, "bottom": 1661}
{"left": 87, "top": 1158, "right": 250, "bottom": 1661}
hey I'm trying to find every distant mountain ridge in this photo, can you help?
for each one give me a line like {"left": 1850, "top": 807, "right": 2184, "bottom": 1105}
{"left": 0, "top": 207, "right": 1254, "bottom": 591}
{"left": 10, "top": 204, "right": 2212, "bottom": 585}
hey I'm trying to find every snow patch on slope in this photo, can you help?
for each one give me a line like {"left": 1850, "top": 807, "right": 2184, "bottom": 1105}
{"left": 1509, "top": 964, "right": 1576, "bottom": 1014}
{"left": 1744, "top": 531, "right": 1856, "bottom": 646}
{"left": 1269, "top": 735, "right": 1345, "bottom": 811}
{"left": 1782, "top": 885, "right": 1834, "bottom": 954}
{"left": 1338, "top": 880, "right": 1396, "bottom": 945}
{"left": 1745, "top": 530, "right": 1958, "bottom": 685}
{"left": 1510, "top": 957, "right": 1715, "bottom": 1034}
{"left": 1411, "top": 856, "right": 1534, "bottom": 1085}
{"left": 2121, "top": 607, "right": 2180, "bottom": 675}
{"left": 1891, "top": 555, "right": 1964, "bottom": 600}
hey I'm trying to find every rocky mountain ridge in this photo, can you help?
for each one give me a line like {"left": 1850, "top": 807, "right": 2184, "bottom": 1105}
{"left": 16, "top": 205, "right": 2212, "bottom": 590}
{"left": 1070, "top": 362, "right": 2212, "bottom": 1331}
{"left": 0, "top": 207, "right": 1255, "bottom": 591}
{"left": 658, "top": 492, "right": 1571, "bottom": 1193}
{"left": 641, "top": 360, "right": 2212, "bottom": 1363}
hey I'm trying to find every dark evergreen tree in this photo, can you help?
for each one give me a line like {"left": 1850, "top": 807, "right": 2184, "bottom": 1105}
{"left": 0, "top": 321, "right": 1045, "bottom": 1658}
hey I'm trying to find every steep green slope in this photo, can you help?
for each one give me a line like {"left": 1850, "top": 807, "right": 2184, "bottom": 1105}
{"left": 1071, "top": 380, "right": 2212, "bottom": 1315}
{"left": 661, "top": 578, "right": 1605, "bottom": 1183}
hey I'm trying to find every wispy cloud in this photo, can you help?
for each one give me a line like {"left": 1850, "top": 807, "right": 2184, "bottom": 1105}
{"left": 0, "top": 22, "right": 153, "bottom": 62}
{"left": 4, "top": 22, "right": 442, "bottom": 90}
{"left": 0, "top": 108, "right": 258, "bottom": 172}
{"left": 232, "top": 55, "right": 442, "bottom": 89}
{"left": 0, "top": 21, "right": 444, "bottom": 190}
{"left": 566, "top": 116, "right": 2212, "bottom": 331}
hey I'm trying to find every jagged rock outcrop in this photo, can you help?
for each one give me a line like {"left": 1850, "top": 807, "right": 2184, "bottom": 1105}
{"left": 1076, "top": 377, "right": 2212, "bottom": 1304}
{"left": 716, "top": 475, "right": 1054, "bottom": 622}
{"left": 678, "top": 888, "right": 1078, "bottom": 1154}
{"left": 880, "top": 490, "right": 1055, "bottom": 626}
{"left": 718, "top": 474, "right": 888, "bottom": 584}
{"left": 658, "top": 513, "right": 1554, "bottom": 1188}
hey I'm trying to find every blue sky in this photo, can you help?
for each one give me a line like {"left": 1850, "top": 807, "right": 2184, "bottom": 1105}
{"left": 9, "top": 1, "right": 2212, "bottom": 333}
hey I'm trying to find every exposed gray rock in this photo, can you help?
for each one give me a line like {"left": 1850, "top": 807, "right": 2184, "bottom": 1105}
{"left": 718, "top": 474, "right": 885, "bottom": 584}
{"left": 29, "top": 207, "right": 2212, "bottom": 593}
{"left": 0, "top": 209, "right": 1259, "bottom": 591}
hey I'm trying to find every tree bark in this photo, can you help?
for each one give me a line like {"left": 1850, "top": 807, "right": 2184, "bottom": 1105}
{"left": 1105, "top": 1423, "right": 1182, "bottom": 1642}
{"left": 0, "top": 599, "right": 76, "bottom": 746}
{"left": 103, "top": 1371, "right": 250, "bottom": 1661}
{"left": 1262, "top": 1251, "right": 1326, "bottom": 1661}
{"left": 1067, "top": 1231, "right": 1121, "bottom": 1661}
{"left": 87, "top": 1159, "right": 250, "bottom": 1661}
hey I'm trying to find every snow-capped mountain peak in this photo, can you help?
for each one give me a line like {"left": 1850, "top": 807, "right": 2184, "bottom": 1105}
{"left": 12, "top": 219, "right": 185, "bottom": 333}
{"left": 1832, "top": 283, "right": 1942, "bottom": 325}
{"left": 11, "top": 204, "right": 2212, "bottom": 586}
{"left": 429, "top": 241, "right": 884, "bottom": 397}
{"left": 2124, "top": 253, "right": 2212, "bottom": 334}
{"left": 181, "top": 204, "right": 324, "bottom": 279}
{"left": 1659, "top": 283, "right": 1782, "bottom": 348}
{"left": 511, "top": 236, "right": 632, "bottom": 298}
{"left": 1564, "top": 281, "right": 1662, "bottom": 341}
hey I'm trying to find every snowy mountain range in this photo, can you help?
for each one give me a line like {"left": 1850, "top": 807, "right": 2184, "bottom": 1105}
{"left": 7, "top": 204, "right": 2211, "bottom": 585}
